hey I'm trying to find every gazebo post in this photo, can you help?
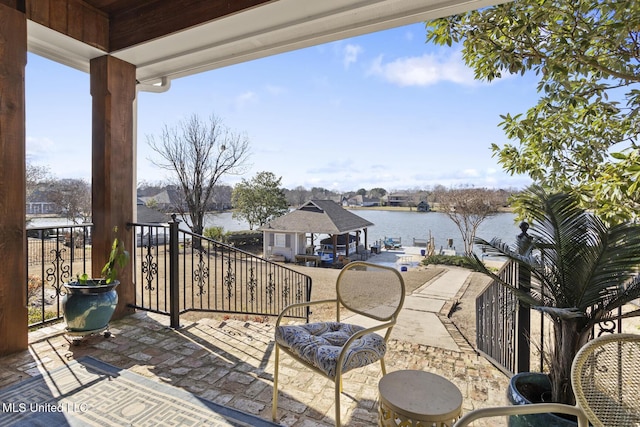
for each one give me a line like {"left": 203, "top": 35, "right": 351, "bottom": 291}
{"left": 364, "top": 228, "right": 369, "bottom": 253}
{"left": 345, "top": 233, "right": 350, "bottom": 257}
{"left": 332, "top": 234, "right": 338, "bottom": 263}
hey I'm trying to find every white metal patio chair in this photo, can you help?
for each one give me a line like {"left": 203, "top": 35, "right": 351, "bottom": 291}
{"left": 454, "top": 333, "right": 640, "bottom": 427}
{"left": 271, "top": 261, "right": 405, "bottom": 426}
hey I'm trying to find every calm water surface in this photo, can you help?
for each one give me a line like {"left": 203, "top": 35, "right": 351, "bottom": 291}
{"left": 205, "top": 210, "right": 521, "bottom": 253}
{"left": 30, "top": 210, "right": 522, "bottom": 253}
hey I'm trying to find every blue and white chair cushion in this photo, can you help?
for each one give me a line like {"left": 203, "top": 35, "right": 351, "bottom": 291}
{"left": 275, "top": 322, "right": 387, "bottom": 378}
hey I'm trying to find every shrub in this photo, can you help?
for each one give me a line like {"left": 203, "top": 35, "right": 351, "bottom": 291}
{"left": 422, "top": 254, "right": 476, "bottom": 269}
{"left": 204, "top": 226, "right": 226, "bottom": 241}
{"left": 226, "top": 230, "right": 263, "bottom": 246}
{"left": 28, "top": 306, "right": 58, "bottom": 325}
{"left": 27, "top": 274, "right": 43, "bottom": 301}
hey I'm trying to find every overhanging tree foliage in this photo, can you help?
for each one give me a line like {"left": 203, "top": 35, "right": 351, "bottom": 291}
{"left": 470, "top": 186, "right": 640, "bottom": 404}
{"left": 147, "top": 114, "right": 250, "bottom": 235}
{"left": 426, "top": 0, "right": 640, "bottom": 223}
{"left": 232, "top": 171, "right": 289, "bottom": 230}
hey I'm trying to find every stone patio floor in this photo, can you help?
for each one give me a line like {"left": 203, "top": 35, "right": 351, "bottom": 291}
{"left": 0, "top": 310, "right": 509, "bottom": 426}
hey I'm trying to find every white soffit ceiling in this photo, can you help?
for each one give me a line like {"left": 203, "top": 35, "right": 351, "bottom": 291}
{"left": 27, "top": 0, "right": 508, "bottom": 85}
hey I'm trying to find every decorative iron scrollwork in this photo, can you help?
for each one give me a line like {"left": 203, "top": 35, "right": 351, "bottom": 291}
{"left": 224, "top": 257, "right": 235, "bottom": 300}
{"left": 596, "top": 320, "right": 617, "bottom": 336}
{"left": 46, "top": 247, "right": 70, "bottom": 297}
{"left": 295, "top": 283, "right": 303, "bottom": 304}
{"left": 194, "top": 247, "right": 209, "bottom": 296}
{"left": 282, "top": 277, "right": 290, "bottom": 307}
{"left": 266, "top": 272, "right": 275, "bottom": 305}
{"left": 141, "top": 245, "right": 157, "bottom": 291}
{"left": 247, "top": 267, "right": 257, "bottom": 303}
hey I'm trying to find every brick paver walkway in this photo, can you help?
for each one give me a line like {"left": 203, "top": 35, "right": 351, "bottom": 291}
{"left": 1, "top": 311, "right": 508, "bottom": 426}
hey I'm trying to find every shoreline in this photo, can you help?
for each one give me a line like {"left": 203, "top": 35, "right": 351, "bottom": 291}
{"left": 345, "top": 205, "right": 515, "bottom": 213}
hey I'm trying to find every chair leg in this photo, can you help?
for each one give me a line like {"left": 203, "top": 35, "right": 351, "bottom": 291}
{"left": 272, "top": 344, "right": 280, "bottom": 421}
{"left": 335, "top": 377, "right": 341, "bottom": 426}
{"left": 380, "top": 358, "right": 387, "bottom": 376}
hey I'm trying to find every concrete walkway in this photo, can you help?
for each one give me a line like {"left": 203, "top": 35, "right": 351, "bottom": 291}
{"left": 344, "top": 266, "right": 471, "bottom": 351}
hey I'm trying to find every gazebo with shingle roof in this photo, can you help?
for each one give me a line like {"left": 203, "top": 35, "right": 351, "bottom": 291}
{"left": 259, "top": 200, "right": 373, "bottom": 264}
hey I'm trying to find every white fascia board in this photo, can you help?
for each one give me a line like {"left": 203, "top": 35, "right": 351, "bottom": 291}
{"left": 27, "top": 21, "right": 105, "bottom": 73}
{"left": 26, "top": 0, "right": 510, "bottom": 85}
{"left": 118, "top": 0, "right": 510, "bottom": 84}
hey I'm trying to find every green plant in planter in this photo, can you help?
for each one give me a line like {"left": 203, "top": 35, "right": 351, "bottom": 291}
{"left": 469, "top": 185, "right": 640, "bottom": 405}
{"left": 63, "top": 231, "right": 130, "bottom": 333}
{"left": 76, "top": 234, "right": 130, "bottom": 285}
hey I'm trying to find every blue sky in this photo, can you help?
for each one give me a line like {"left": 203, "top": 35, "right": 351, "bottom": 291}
{"left": 26, "top": 22, "right": 535, "bottom": 193}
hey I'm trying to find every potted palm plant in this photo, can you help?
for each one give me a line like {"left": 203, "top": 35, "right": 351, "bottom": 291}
{"left": 62, "top": 231, "right": 130, "bottom": 334}
{"left": 470, "top": 186, "right": 640, "bottom": 424}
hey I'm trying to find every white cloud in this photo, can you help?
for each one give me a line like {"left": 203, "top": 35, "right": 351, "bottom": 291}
{"left": 462, "top": 168, "right": 480, "bottom": 177}
{"left": 234, "top": 91, "right": 258, "bottom": 109}
{"left": 265, "top": 84, "right": 285, "bottom": 95}
{"left": 26, "top": 136, "right": 56, "bottom": 163}
{"left": 367, "top": 51, "right": 476, "bottom": 87}
{"left": 26, "top": 136, "right": 54, "bottom": 152}
{"left": 343, "top": 44, "right": 363, "bottom": 69}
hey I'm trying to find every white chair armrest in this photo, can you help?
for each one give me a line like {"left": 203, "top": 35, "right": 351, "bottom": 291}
{"left": 454, "top": 404, "right": 588, "bottom": 427}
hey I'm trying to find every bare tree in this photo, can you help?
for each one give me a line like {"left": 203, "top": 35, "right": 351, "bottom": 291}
{"left": 435, "top": 187, "right": 504, "bottom": 255}
{"left": 285, "top": 186, "right": 310, "bottom": 207}
{"left": 26, "top": 163, "right": 50, "bottom": 201}
{"left": 48, "top": 178, "right": 91, "bottom": 224}
{"left": 147, "top": 114, "right": 250, "bottom": 235}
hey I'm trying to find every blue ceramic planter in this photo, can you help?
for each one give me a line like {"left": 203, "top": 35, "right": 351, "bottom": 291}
{"left": 507, "top": 372, "right": 577, "bottom": 427}
{"left": 62, "top": 281, "right": 119, "bottom": 332}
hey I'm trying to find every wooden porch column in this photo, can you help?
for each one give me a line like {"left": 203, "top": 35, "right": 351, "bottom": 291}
{"left": 0, "top": 4, "right": 28, "bottom": 355}
{"left": 90, "top": 55, "right": 136, "bottom": 319}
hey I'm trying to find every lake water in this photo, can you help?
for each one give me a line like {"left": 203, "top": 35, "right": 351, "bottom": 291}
{"left": 204, "top": 210, "right": 521, "bottom": 253}
{"left": 30, "top": 209, "right": 522, "bottom": 254}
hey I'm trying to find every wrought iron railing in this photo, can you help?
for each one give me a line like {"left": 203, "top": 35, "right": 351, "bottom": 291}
{"left": 26, "top": 224, "right": 93, "bottom": 327}
{"left": 476, "top": 259, "right": 623, "bottom": 376}
{"left": 129, "top": 218, "right": 312, "bottom": 325}
{"left": 476, "top": 260, "right": 520, "bottom": 375}
{"left": 25, "top": 220, "right": 312, "bottom": 328}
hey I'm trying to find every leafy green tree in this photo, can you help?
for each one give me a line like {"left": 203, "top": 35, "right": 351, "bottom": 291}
{"left": 232, "top": 171, "right": 289, "bottom": 229}
{"left": 426, "top": 1, "right": 640, "bottom": 222}
{"left": 471, "top": 186, "right": 640, "bottom": 404}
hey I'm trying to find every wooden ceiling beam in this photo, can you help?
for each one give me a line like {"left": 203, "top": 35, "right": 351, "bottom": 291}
{"left": 17, "top": 0, "right": 275, "bottom": 54}
{"left": 109, "top": 0, "right": 275, "bottom": 51}
{"left": 25, "top": 0, "right": 109, "bottom": 51}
